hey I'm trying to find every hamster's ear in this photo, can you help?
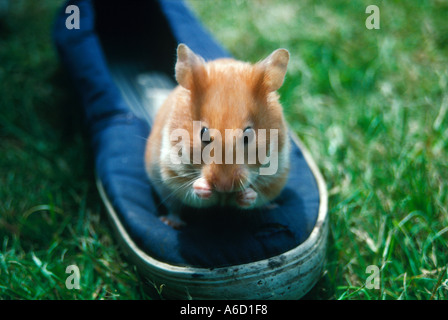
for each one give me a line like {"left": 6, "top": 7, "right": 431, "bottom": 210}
{"left": 175, "top": 44, "right": 206, "bottom": 90}
{"left": 258, "top": 49, "right": 289, "bottom": 92}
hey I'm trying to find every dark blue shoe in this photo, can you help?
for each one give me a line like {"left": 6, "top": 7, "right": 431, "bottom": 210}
{"left": 53, "top": 0, "right": 328, "bottom": 299}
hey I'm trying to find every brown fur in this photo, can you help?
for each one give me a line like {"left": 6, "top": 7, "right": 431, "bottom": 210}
{"left": 145, "top": 44, "right": 290, "bottom": 222}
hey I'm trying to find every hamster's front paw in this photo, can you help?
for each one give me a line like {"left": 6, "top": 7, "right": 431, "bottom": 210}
{"left": 193, "top": 177, "right": 212, "bottom": 199}
{"left": 236, "top": 188, "right": 258, "bottom": 208}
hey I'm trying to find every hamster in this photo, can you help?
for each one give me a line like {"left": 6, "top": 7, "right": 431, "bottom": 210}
{"left": 145, "top": 44, "right": 290, "bottom": 228}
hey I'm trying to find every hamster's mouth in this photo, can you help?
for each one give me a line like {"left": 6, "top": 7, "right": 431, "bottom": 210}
{"left": 212, "top": 180, "right": 254, "bottom": 194}
{"left": 213, "top": 180, "right": 252, "bottom": 193}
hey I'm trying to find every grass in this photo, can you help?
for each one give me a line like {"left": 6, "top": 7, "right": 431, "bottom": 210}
{"left": 0, "top": 0, "right": 447, "bottom": 300}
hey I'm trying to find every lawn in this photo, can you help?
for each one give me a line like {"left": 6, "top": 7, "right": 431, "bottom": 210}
{"left": 1, "top": 0, "right": 447, "bottom": 300}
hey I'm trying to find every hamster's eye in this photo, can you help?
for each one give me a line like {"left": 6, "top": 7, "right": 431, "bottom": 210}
{"left": 243, "top": 127, "right": 255, "bottom": 144}
{"left": 201, "top": 127, "right": 211, "bottom": 144}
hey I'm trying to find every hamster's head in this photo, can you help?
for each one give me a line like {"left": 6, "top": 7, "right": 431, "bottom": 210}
{"left": 169, "top": 44, "right": 290, "bottom": 206}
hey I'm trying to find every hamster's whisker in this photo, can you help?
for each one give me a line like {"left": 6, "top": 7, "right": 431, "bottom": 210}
{"left": 134, "top": 134, "right": 150, "bottom": 142}
{"left": 160, "top": 171, "right": 198, "bottom": 183}
{"left": 148, "top": 174, "right": 194, "bottom": 185}
{"left": 249, "top": 182, "right": 268, "bottom": 205}
{"left": 181, "top": 178, "right": 199, "bottom": 202}
{"left": 238, "top": 178, "right": 245, "bottom": 191}
{"left": 155, "top": 174, "right": 199, "bottom": 209}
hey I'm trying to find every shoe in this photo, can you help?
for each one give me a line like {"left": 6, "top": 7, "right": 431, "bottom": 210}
{"left": 53, "top": 0, "right": 328, "bottom": 299}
